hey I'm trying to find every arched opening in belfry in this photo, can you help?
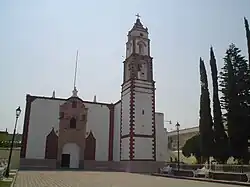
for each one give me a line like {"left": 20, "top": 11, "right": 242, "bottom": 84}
{"left": 70, "top": 117, "right": 76, "bottom": 129}
{"left": 138, "top": 43, "right": 144, "bottom": 54}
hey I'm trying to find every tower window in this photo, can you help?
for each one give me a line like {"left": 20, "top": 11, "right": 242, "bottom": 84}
{"left": 140, "top": 33, "right": 144, "bottom": 37}
{"left": 138, "top": 43, "right": 144, "bottom": 54}
{"left": 142, "top": 109, "right": 144, "bottom": 115}
{"left": 137, "top": 64, "right": 141, "bottom": 71}
{"left": 72, "top": 101, "right": 77, "bottom": 108}
{"left": 70, "top": 117, "right": 76, "bottom": 128}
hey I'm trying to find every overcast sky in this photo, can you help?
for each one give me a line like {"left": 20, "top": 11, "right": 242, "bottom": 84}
{"left": 0, "top": 0, "right": 250, "bottom": 133}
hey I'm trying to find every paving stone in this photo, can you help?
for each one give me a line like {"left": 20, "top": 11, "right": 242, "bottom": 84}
{"left": 13, "top": 171, "right": 242, "bottom": 187}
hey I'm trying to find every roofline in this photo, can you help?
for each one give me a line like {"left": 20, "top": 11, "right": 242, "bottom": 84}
{"left": 167, "top": 126, "right": 199, "bottom": 135}
{"left": 26, "top": 94, "right": 120, "bottom": 107}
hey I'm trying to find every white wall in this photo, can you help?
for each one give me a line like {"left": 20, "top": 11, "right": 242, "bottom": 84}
{"left": 155, "top": 112, "right": 169, "bottom": 161}
{"left": 113, "top": 101, "right": 121, "bottom": 161}
{"left": 121, "top": 89, "right": 130, "bottom": 136}
{"left": 134, "top": 137, "right": 153, "bottom": 159}
{"left": 84, "top": 102, "right": 110, "bottom": 161}
{"left": 134, "top": 92, "right": 153, "bottom": 135}
{"left": 26, "top": 97, "right": 111, "bottom": 161}
{"left": 121, "top": 137, "right": 129, "bottom": 160}
{"left": 62, "top": 143, "right": 80, "bottom": 168}
{"left": 133, "top": 80, "right": 153, "bottom": 136}
{"left": 121, "top": 82, "right": 131, "bottom": 160}
{"left": 26, "top": 98, "right": 65, "bottom": 159}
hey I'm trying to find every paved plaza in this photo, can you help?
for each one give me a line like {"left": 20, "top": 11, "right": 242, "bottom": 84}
{"left": 13, "top": 171, "right": 242, "bottom": 187}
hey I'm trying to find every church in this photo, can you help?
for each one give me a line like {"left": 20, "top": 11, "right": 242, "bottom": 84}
{"left": 20, "top": 17, "right": 169, "bottom": 172}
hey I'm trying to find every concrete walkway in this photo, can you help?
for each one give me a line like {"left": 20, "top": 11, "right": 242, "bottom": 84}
{"left": 13, "top": 171, "right": 243, "bottom": 187}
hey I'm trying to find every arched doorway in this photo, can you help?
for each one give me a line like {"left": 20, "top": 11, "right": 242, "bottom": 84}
{"left": 61, "top": 143, "right": 80, "bottom": 168}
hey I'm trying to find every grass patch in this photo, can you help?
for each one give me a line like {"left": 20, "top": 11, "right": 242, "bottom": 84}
{"left": 0, "top": 181, "right": 11, "bottom": 187}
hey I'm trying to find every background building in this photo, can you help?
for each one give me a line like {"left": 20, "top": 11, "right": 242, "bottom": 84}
{"left": 167, "top": 126, "right": 199, "bottom": 151}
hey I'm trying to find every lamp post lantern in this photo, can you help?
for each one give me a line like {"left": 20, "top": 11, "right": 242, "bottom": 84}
{"left": 5, "top": 106, "right": 21, "bottom": 178}
{"left": 176, "top": 122, "right": 180, "bottom": 171}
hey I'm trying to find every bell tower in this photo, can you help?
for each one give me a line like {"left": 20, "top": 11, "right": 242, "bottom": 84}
{"left": 120, "top": 15, "right": 156, "bottom": 161}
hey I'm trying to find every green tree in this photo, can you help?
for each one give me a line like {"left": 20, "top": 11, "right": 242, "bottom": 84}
{"left": 244, "top": 17, "right": 250, "bottom": 65}
{"left": 182, "top": 134, "right": 203, "bottom": 164}
{"left": 244, "top": 17, "right": 250, "bottom": 149}
{"left": 209, "top": 47, "right": 229, "bottom": 163}
{"left": 219, "top": 44, "right": 250, "bottom": 163}
{"left": 199, "top": 58, "right": 214, "bottom": 161}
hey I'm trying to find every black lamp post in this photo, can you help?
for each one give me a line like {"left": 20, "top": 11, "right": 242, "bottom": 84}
{"left": 5, "top": 106, "right": 21, "bottom": 178}
{"left": 176, "top": 122, "right": 180, "bottom": 171}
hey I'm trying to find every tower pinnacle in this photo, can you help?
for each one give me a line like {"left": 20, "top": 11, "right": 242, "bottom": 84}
{"left": 135, "top": 13, "right": 141, "bottom": 20}
{"left": 129, "top": 14, "right": 148, "bottom": 34}
{"left": 93, "top": 95, "right": 97, "bottom": 102}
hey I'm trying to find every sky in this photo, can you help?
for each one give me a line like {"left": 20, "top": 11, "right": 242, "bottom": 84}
{"left": 0, "top": 0, "right": 250, "bottom": 133}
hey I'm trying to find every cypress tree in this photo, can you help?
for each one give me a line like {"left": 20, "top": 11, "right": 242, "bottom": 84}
{"left": 210, "top": 47, "right": 229, "bottom": 163}
{"left": 220, "top": 44, "right": 249, "bottom": 163}
{"left": 199, "top": 58, "right": 214, "bottom": 161}
{"left": 244, "top": 17, "right": 250, "bottom": 150}
{"left": 244, "top": 17, "right": 250, "bottom": 65}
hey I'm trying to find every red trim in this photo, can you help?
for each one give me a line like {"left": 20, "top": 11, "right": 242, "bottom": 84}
{"left": 152, "top": 82, "right": 156, "bottom": 161}
{"left": 129, "top": 80, "right": 135, "bottom": 160}
{"left": 121, "top": 76, "right": 156, "bottom": 161}
{"left": 121, "top": 134, "right": 153, "bottom": 139}
{"left": 121, "top": 159, "right": 155, "bottom": 161}
{"left": 108, "top": 104, "right": 115, "bottom": 161}
{"left": 20, "top": 94, "right": 36, "bottom": 158}
{"left": 120, "top": 96, "right": 123, "bottom": 161}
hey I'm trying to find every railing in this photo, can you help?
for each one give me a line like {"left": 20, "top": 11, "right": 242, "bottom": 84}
{"left": 167, "top": 163, "right": 250, "bottom": 173}
{"left": 162, "top": 163, "right": 250, "bottom": 183}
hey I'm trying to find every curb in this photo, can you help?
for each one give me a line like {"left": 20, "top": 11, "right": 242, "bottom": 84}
{"left": 152, "top": 173, "right": 250, "bottom": 186}
{"left": 10, "top": 170, "right": 18, "bottom": 187}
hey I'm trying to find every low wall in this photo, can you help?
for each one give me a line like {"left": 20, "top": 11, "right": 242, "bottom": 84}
{"left": 209, "top": 171, "right": 248, "bottom": 182}
{"left": 20, "top": 158, "right": 56, "bottom": 170}
{"left": 20, "top": 159, "right": 165, "bottom": 173}
{"left": 172, "top": 169, "right": 194, "bottom": 177}
{"left": 84, "top": 161, "right": 165, "bottom": 173}
{"left": 169, "top": 163, "right": 250, "bottom": 173}
{"left": 0, "top": 148, "right": 20, "bottom": 169}
{"left": 162, "top": 164, "right": 250, "bottom": 183}
{"left": 115, "top": 161, "right": 165, "bottom": 173}
{"left": 211, "top": 164, "right": 250, "bottom": 173}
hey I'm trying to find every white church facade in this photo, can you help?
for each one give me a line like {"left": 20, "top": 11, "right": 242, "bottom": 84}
{"left": 20, "top": 17, "right": 169, "bottom": 172}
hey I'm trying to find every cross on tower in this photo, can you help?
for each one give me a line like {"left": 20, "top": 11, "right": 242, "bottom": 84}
{"left": 135, "top": 13, "right": 141, "bottom": 19}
